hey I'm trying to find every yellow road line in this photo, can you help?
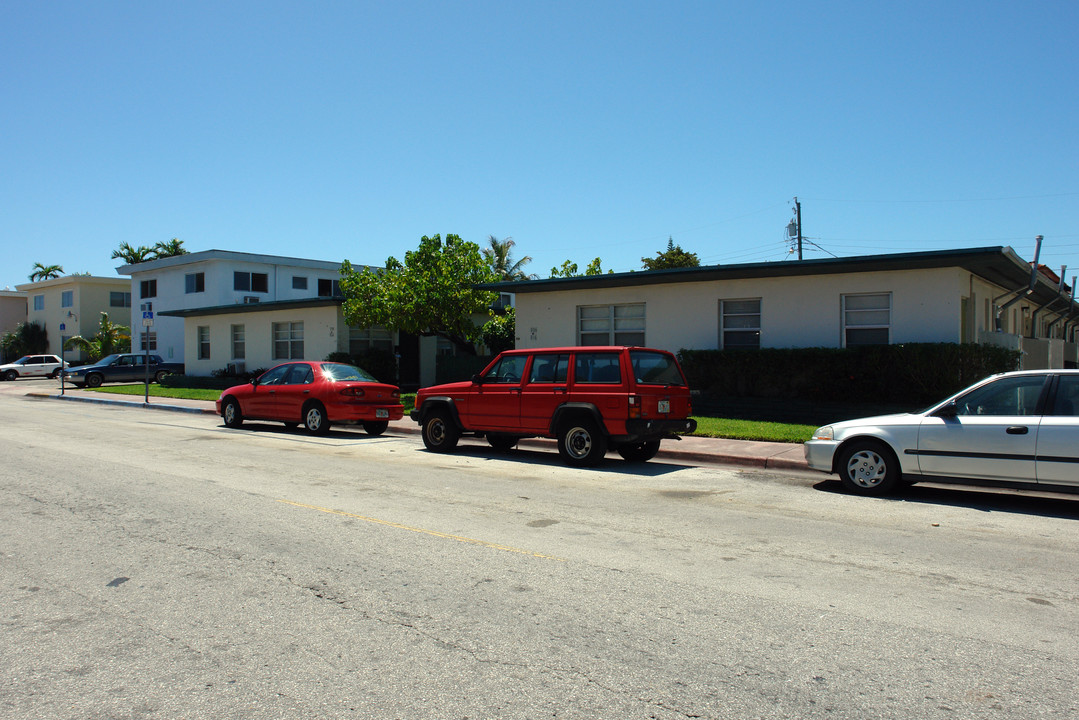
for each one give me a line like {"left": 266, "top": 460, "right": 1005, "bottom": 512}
{"left": 277, "top": 499, "right": 566, "bottom": 562}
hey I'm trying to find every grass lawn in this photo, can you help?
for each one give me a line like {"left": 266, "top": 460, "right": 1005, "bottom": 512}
{"left": 85, "top": 388, "right": 813, "bottom": 443}
{"left": 86, "top": 384, "right": 224, "bottom": 402}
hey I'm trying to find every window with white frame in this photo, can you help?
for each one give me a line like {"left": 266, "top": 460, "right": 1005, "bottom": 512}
{"left": 720, "top": 298, "right": 761, "bottom": 349}
{"left": 139, "top": 330, "right": 157, "bottom": 351}
{"left": 33, "top": 295, "right": 44, "bottom": 311}
{"left": 292, "top": 276, "right": 308, "bottom": 290}
{"left": 577, "top": 303, "right": 646, "bottom": 346}
{"left": 197, "top": 326, "right": 211, "bottom": 360}
{"left": 842, "top": 293, "right": 891, "bottom": 346}
{"left": 61, "top": 290, "right": 73, "bottom": 308}
{"left": 110, "top": 291, "right": 131, "bottom": 308}
{"left": 140, "top": 279, "right": 157, "bottom": 298}
{"left": 231, "top": 324, "right": 245, "bottom": 360}
{"left": 349, "top": 326, "right": 393, "bottom": 355}
{"left": 273, "top": 321, "right": 304, "bottom": 360}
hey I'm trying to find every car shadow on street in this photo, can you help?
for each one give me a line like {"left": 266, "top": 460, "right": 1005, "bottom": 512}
{"left": 813, "top": 479, "right": 1079, "bottom": 521}
{"left": 219, "top": 421, "right": 388, "bottom": 441}
{"left": 431, "top": 442, "right": 695, "bottom": 477}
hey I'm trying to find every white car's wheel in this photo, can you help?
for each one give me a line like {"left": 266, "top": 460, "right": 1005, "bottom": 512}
{"left": 837, "top": 441, "right": 900, "bottom": 495}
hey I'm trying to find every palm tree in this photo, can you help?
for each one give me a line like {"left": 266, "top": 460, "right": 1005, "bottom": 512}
{"left": 28, "top": 263, "right": 64, "bottom": 281}
{"left": 111, "top": 242, "right": 155, "bottom": 265}
{"left": 483, "top": 235, "right": 535, "bottom": 281}
{"left": 152, "top": 238, "right": 188, "bottom": 259}
{"left": 64, "top": 312, "right": 131, "bottom": 362}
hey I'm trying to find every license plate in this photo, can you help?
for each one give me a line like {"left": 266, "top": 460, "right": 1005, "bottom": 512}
{"left": 657, "top": 400, "right": 670, "bottom": 414}
{"left": 375, "top": 409, "right": 389, "bottom": 419}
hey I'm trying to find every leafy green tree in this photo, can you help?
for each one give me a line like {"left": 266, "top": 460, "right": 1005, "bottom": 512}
{"left": 339, "top": 234, "right": 498, "bottom": 355}
{"left": 641, "top": 237, "right": 700, "bottom": 270}
{"left": 2, "top": 321, "right": 48, "bottom": 357}
{"left": 63, "top": 312, "right": 131, "bottom": 362}
{"left": 111, "top": 242, "right": 155, "bottom": 265}
{"left": 28, "top": 263, "right": 64, "bottom": 281}
{"left": 152, "top": 238, "right": 188, "bottom": 259}
{"left": 481, "top": 307, "right": 516, "bottom": 354}
{"left": 483, "top": 235, "right": 534, "bottom": 281}
{"left": 549, "top": 258, "right": 611, "bottom": 277}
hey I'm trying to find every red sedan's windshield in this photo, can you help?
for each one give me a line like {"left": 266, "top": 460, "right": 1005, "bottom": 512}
{"left": 320, "top": 363, "right": 379, "bottom": 383}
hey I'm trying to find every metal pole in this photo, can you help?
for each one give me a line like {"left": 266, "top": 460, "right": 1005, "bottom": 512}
{"left": 795, "top": 198, "right": 803, "bottom": 261}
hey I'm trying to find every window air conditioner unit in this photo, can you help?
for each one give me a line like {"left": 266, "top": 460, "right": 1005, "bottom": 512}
{"left": 243, "top": 296, "right": 260, "bottom": 304}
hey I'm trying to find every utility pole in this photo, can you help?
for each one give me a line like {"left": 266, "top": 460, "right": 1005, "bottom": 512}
{"left": 789, "top": 197, "right": 803, "bottom": 260}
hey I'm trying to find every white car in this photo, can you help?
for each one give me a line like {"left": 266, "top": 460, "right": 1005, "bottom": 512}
{"left": 0, "top": 354, "right": 67, "bottom": 381}
{"left": 804, "top": 370, "right": 1079, "bottom": 495}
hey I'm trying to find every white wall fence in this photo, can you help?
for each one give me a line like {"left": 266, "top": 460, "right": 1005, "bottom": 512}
{"left": 977, "top": 331, "right": 1079, "bottom": 369}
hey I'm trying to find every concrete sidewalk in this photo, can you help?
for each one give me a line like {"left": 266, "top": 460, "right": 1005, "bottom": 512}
{"left": 24, "top": 387, "right": 810, "bottom": 471}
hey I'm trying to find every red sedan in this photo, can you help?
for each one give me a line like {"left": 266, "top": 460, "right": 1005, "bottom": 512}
{"left": 216, "top": 361, "right": 404, "bottom": 436}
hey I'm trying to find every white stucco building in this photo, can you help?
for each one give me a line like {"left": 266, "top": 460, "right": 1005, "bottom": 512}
{"left": 14, "top": 276, "right": 133, "bottom": 362}
{"left": 488, "top": 246, "right": 1078, "bottom": 369}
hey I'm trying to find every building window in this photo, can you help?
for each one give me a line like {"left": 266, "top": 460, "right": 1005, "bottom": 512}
{"left": 185, "top": 272, "right": 205, "bottom": 294}
{"left": 231, "top": 324, "right": 245, "bottom": 360}
{"left": 110, "top": 291, "right": 132, "bottom": 308}
{"left": 197, "top": 326, "right": 211, "bottom": 360}
{"left": 842, "top": 293, "right": 891, "bottom": 346}
{"left": 348, "top": 326, "right": 394, "bottom": 355}
{"left": 61, "top": 290, "right": 73, "bottom": 308}
{"left": 577, "top": 303, "right": 645, "bottom": 346}
{"left": 234, "top": 272, "right": 268, "bottom": 293}
{"left": 317, "top": 278, "right": 341, "bottom": 297}
{"left": 33, "top": 294, "right": 44, "bottom": 311}
{"left": 720, "top": 298, "right": 761, "bottom": 349}
{"left": 140, "top": 279, "right": 157, "bottom": 298}
{"left": 273, "top": 321, "right": 304, "bottom": 360}
{"left": 292, "top": 276, "right": 308, "bottom": 290}
{"left": 139, "top": 330, "right": 157, "bottom": 351}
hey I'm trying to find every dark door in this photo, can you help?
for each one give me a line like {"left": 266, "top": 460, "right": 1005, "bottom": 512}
{"left": 397, "top": 333, "right": 421, "bottom": 392}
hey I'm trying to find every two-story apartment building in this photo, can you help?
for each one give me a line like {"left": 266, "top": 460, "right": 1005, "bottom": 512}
{"left": 14, "top": 276, "right": 133, "bottom": 362}
{"left": 487, "top": 246, "right": 1078, "bottom": 369}
{"left": 118, "top": 250, "right": 446, "bottom": 386}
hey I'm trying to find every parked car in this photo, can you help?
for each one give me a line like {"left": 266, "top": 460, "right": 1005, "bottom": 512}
{"left": 64, "top": 354, "right": 185, "bottom": 388}
{"left": 216, "top": 361, "right": 404, "bottom": 436}
{"left": 804, "top": 370, "right": 1079, "bottom": 495}
{"left": 0, "top": 354, "right": 67, "bottom": 380}
{"left": 411, "top": 346, "right": 697, "bottom": 466}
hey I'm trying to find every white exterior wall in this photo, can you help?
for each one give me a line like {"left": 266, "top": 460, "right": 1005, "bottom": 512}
{"left": 127, "top": 254, "right": 345, "bottom": 365}
{"left": 515, "top": 267, "right": 965, "bottom": 352}
{"left": 16, "top": 276, "right": 131, "bottom": 359}
{"left": 181, "top": 305, "right": 343, "bottom": 376}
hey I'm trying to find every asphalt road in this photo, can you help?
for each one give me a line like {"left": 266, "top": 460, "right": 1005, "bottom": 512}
{"left": 1, "top": 384, "right": 1077, "bottom": 719}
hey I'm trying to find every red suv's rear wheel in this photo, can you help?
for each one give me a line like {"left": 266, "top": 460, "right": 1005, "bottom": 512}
{"left": 557, "top": 419, "right": 607, "bottom": 467}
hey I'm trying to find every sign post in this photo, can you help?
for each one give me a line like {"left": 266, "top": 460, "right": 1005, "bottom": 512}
{"left": 59, "top": 322, "right": 66, "bottom": 396}
{"left": 142, "top": 307, "right": 154, "bottom": 403}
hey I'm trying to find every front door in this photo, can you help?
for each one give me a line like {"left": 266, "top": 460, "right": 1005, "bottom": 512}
{"left": 916, "top": 374, "right": 1048, "bottom": 483}
{"left": 467, "top": 354, "right": 528, "bottom": 430}
{"left": 247, "top": 364, "right": 291, "bottom": 418}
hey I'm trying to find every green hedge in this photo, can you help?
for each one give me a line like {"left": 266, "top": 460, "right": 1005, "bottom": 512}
{"left": 678, "top": 343, "right": 1022, "bottom": 407}
{"left": 324, "top": 350, "right": 399, "bottom": 384}
{"left": 436, "top": 355, "right": 494, "bottom": 384}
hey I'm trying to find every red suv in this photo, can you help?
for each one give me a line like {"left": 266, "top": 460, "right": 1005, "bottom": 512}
{"left": 410, "top": 346, "right": 697, "bottom": 466}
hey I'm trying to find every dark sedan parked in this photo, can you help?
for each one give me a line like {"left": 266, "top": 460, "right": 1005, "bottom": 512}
{"left": 64, "top": 354, "right": 184, "bottom": 387}
{"left": 216, "top": 361, "right": 404, "bottom": 436}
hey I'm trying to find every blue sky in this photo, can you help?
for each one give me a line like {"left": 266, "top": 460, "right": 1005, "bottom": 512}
{"left": 3, "top": 1, "right": 1077, "bottom": 290}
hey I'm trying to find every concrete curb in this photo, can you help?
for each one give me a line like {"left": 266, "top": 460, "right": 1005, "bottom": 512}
{"left": 26, "top": 391, "right": 218, "bottom": 415}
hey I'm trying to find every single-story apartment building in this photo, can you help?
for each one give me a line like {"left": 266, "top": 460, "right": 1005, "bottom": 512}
{"left": 486, "top": 246, "right": 1078, "bottom": 369}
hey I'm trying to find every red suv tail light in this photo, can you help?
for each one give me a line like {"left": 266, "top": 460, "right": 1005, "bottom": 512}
{"left": 628, "top": 394, "right": 642, "bottom": 418}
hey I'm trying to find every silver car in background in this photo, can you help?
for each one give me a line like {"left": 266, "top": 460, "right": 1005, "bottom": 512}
{"left": 804, "top": 370, "right": 1079, "bottom": 495}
